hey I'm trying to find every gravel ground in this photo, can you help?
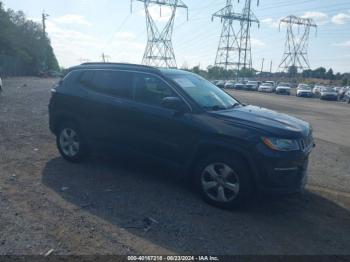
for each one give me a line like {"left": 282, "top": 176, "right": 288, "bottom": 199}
{"left": 0, "top": 78, "right": 349, "bottom": 256}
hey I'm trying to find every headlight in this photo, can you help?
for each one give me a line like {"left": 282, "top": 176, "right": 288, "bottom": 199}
{"left": 262, "top": 137, "right": 300, "bottom": 151}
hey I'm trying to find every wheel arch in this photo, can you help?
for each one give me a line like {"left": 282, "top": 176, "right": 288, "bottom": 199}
{"left": 186, "top": 142, "right": 258, "bottom": 188}
{"left": 52, "top": 113, "right": 81, "bottom": 135}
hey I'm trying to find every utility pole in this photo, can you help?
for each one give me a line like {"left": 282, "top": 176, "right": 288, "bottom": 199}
{"left": 101, "top": 53, "right": 110, "bottom": 63}
{"left": 42, "top": 11, "right": 49, "bottom": 40}
{"left": 278, "top": 15, "right": 317, "bottom": 73}
{"left": 131, "top": 0, "right": 188, "bottom": 68}
{"left": 42, "top": 11, "right": 49, "bottom": 72}
{"left": 269, "top": 60, "right": 273, "bottom": 74}
{"left": 260, "top": 58, "right": 265, "bottom": 74}
{"left": 212, "top": 0, "right": 260, "bottom": 78}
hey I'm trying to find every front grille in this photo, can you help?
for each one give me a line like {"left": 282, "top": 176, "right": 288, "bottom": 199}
{"left": 300, "top": 132, "right": 313, "bottom": 151}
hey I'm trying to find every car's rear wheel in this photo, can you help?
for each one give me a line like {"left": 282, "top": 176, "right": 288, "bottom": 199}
{"left": 195, "top": 154, "right": 253, "bottom": 209}
{"left": 56, "top": 122, "right": 88, "bottom": 163}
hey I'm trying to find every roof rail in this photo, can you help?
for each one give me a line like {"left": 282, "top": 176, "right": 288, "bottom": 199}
{"left": 80, "top": 62, "right": 159, "bottom": 70}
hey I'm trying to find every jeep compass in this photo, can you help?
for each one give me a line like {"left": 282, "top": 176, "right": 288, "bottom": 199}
{"left": 49, "top": 63, "right": 314, "bottom": 209}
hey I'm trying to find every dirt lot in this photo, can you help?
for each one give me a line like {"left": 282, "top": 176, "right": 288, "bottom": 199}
{"left": 0, "top": 78, "right": 349, "bottom": 256}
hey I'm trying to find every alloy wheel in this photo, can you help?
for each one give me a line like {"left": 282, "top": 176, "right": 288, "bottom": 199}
{"left": 59, "top": 128, "right": 80, "bottom": 157}
{"left": 201, "top": 163, "right": 240, "bottom": 203}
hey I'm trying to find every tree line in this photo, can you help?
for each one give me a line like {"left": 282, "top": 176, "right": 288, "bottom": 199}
{"left": 0, "top": 1, "right": 59, "bottom": 76}
{"left": 184, "top": 65, "right": 349, "bottom": 85}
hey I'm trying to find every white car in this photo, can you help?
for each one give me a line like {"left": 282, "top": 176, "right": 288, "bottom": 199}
{"left": 296, "top": 84, "right": 313, "bottom": 97}
{"left": 320, "top": 87, "right": 338, "bottom": 101}
{"left": 224, "top": 81, "right": 235, "bottom": 89}
{"left": 258, "top": 83, "right": 274, "bottom": 93}
{"left": 276, "top": 83, "right": 291, "bottom": 95}
{"left": 312, "top": 85, "right": 325, "bottom": 97}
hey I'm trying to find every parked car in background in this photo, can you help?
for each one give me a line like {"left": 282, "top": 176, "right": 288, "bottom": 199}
{"left": 224, "top": 80, "right": 235, "bottom": 89}
{"left": 0, "top": 76, "right": 2, "bottom": 93}
{"left": 234, "top": 83, "right": 245, "bottom": 90}
{"left": 320, "top": 87, "right": 338, "bottom": 101}
{"left": 345, "top": 90, "right": 350, "bottom": 104}
{"left": 276, "top": 83, "right": 291, "bottom": 95}
{"left": 312, "top": 85, "right": 324, "bottom": 97}
{"left": 296, "top": 84, "right": 313, "bottom": 98}
{"left": 49, "top": 63, "right": 314, "bottom": 209}
{"left": 338, "top": 86, "right": 350, "bottom": 101}
{"left": 245, "top": 81, "right": 259, "bottom": 91}
{"left": 210, "top": 80, "right": 219, "bottom": 86}
{"left": 264, "top": 81, "right": 277, "bottom": 92}
{"left": 216, "top": 80, "right": 226, "bottom": 89}
{"left": 333, "top": 86, "right": 342, "bottom": 93}
{"left": 258, "top": 83, "right": 274, "bottom": 93}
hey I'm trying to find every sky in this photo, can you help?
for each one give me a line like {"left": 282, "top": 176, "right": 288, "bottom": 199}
{"left": 2, "top": 0, "right": 350, "bottom": 73}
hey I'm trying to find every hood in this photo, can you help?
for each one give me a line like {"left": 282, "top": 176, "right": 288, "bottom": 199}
{"left": 298, "top": 89, "right": 312, "bottom": 92}
{"left": 210, "top": 105, "right": 310, "bottom": 138}
{"left": 277, "top": 86, "right": 291, "bottom": 89}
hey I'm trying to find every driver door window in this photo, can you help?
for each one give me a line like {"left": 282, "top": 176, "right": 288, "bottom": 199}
{"left": 132, "top": 73, "right": 177, "bottom": 107}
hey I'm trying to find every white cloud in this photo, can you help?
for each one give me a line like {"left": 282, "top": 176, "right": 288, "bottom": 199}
{"left": 53, "top": 14, "right": 91, "bottom": 26}
{"left": 301, "top": 11, "right": 329, "bottom": 25}
{"left": 333, "top": 40, "right": 350, "bottom": 47}
{"left": 38, "top": 18, "right": 145, "bottom": 67}
{"left": 251, "top": 38, "right": 266, "bottom": 47}
{"left": 261, "top": 17, "right": 280, "bottom": 29}
{"left": 331, "top": 13, "right": 350, "bottom": 25}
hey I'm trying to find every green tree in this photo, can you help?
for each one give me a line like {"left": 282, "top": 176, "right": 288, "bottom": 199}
{"left": 326, "top": 68, "right": 335, "bottom": 80}
{"left": 0, "top": 1, "right": 59, "bottom": 76}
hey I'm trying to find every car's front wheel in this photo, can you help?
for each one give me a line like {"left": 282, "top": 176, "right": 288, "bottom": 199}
{"left": 195, "top": 154, "right": 253, "bottom": 209}
{"left": 56, "top": 122, "right": 88, "bottom": 163}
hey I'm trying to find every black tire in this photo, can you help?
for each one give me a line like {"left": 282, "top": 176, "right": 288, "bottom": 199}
{"left": 194, "top": 153, "right": 253, "bottom": 209}
{"left": 56, "top": 121, "right": 88, "bottom": 163}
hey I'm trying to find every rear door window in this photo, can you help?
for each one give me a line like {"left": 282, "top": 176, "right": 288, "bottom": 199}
{"left": 80, "top": 70, "right": 132, "bottom": 99}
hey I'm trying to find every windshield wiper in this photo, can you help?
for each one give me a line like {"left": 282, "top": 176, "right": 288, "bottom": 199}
{"left": 211, "top": 105, "right": 226, "bottom": 111}
{"left": 227, "top": 103, "right": 240, "bottom": 109}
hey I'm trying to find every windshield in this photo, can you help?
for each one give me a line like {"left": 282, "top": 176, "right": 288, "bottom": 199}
{"left": 299, "top": 85, "right": 311, "bottom": 90}
{"left": 168, "top": 73, "right": 239, "bottom": 110}
{"left": 279, "top": 83, "right": 290, "bottom": 87}
{"left": 323, "top": 87, "right": 334, "bottom": 92}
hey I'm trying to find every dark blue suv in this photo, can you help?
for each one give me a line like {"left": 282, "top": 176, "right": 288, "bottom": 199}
{"left": 49, "top": 63, "right": 314, "bottom": 209}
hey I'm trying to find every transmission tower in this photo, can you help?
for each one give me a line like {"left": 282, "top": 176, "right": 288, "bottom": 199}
{"left": 278, "top": 15, "right": 317, "bottom": 72}
{"left": 212, "top": 0, "right": 260, "bottom": 72}
{"left": 238, "top": 0, "right": 260, "bottom": 71}
{"left": 131, "top": 0, "right": 188, "bottom": 68}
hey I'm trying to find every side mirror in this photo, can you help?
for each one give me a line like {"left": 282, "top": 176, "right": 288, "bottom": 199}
{"left": 162, "top": 97, "right": 188, "bottom": 112}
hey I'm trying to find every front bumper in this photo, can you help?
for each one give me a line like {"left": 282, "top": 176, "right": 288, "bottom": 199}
{"left": 253, "top": 144, "right": 312, "bottom": 194}
{"left": 321, "top": 94, "right": 337, "bottom": 100}
{"left": 298, "top": 92, "right": 313, "bottom": 97}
